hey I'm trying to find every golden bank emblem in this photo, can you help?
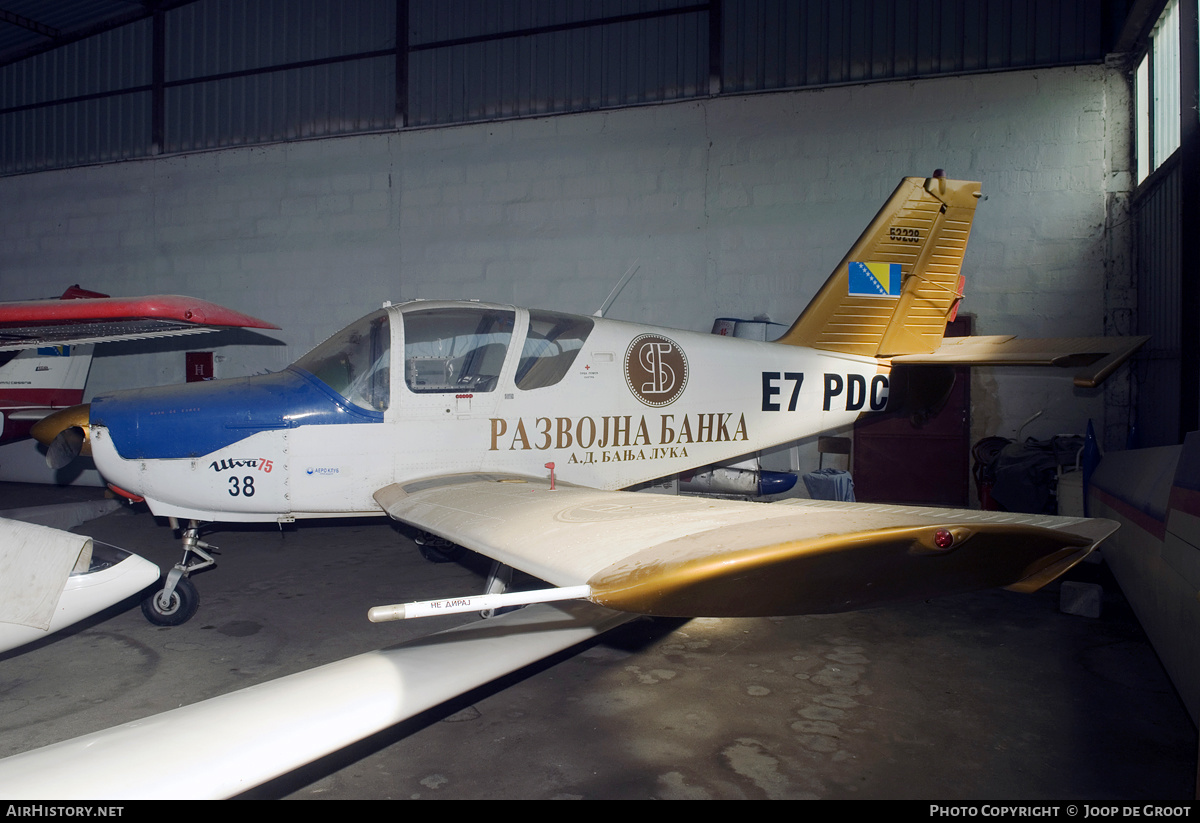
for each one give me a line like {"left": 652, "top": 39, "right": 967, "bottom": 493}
{"left": 624, "top": 334, "right": 688, "bottom": 407}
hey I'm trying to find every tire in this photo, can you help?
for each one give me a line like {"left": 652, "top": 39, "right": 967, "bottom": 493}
{"left": 417, "top": 542, "right": 465, "bottom": 564}
{"left": 414, "top": 530, "right": 465, "bottom": 564}
{"left": 141, "top": 576, "right": 200, "bottom": 626}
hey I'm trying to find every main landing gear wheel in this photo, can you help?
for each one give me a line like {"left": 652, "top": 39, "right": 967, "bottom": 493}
{"left": 141, "top": 576, "right": 200, "bottom": 626}
{"left": 414, "top": 530, "right": 465, "bottom": 564}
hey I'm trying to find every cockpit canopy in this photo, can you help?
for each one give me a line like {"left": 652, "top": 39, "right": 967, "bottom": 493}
{"left": 401, "top": 306, "right": 593, "bottom": 394}
{"left": 403, "top": 308, "right": 513, "bottom": 393}
{"left": 292, "top": 304, "right": 596, "bottom": 412}
{"left": 514, "top": 310, "right": 593, "bottom": 390}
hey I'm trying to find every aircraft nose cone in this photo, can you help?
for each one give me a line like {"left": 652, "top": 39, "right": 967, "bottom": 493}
{"left": 31, "top": 403, "right": 91, "bottom": 468}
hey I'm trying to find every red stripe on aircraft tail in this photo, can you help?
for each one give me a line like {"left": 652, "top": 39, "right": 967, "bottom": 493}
{"left": 1090, "top": 486, "right": 1167, "bottom": 541}
{"left": 0, "top": 388, "right": 85, "bottom": 407}
{"left": 1167, "top": 485, "right": 1200, "bottom": 521}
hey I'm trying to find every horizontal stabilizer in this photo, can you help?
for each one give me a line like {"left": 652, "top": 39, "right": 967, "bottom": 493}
{"left": 375, "top": 476, "right": 1116, "bottom": 617}
{"left": 890, "top": 334, "right": 1149, "bottom": 388}
{"left": 5, "top": 408, "right": 56, "bottom": 422}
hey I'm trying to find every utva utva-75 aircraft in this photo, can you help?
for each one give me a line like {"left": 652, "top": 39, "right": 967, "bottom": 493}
{"left": 34, "top": 173, "right": 1145, "bottom": 628}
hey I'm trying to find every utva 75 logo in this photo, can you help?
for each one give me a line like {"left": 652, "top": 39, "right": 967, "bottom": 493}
{"left": 207, "top": 456, "right": 274, "bottom": 497}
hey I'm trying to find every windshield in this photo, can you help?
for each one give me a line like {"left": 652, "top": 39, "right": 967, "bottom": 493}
{"left": 293, "top": 310, "right": 390, "bottom": 411}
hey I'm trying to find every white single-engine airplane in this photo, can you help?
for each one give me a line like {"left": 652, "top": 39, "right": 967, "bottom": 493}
{"left": 34, "top": 173, "right": 1146, "bottom": 627}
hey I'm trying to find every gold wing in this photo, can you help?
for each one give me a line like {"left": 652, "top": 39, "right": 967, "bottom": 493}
{"left": 375, "top": 475, "right": 1116, "bottom": 617}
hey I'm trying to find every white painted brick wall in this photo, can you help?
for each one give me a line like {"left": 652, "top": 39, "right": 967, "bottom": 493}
{"left": 0, "top": 65, "right": 1132, "bottom": 484}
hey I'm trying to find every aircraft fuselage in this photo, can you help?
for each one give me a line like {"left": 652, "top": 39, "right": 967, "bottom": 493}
{"left": 88, "top": 300, "right": 889, "bottom": 522}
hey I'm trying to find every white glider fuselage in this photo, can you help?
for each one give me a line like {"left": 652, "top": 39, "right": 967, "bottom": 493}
{"left": 89, "top": 301, "right": 886, "bottom": 522}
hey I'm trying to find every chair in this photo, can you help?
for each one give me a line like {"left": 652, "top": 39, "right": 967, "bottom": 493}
{"left": 805, "top": 436, "right": 855, "bottom": 501}
{"left": 817, "top": 436, "right": 852, "bottom": 471}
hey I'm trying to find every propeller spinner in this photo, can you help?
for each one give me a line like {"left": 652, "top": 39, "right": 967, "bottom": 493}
{"left": 31, "top": 404, "right": 91, "bottom": 469}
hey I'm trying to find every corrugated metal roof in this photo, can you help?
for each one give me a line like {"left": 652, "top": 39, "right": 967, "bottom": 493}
{"left": 0, "top": 0, "right": 196, "bottom": 67}
{"left": 0, "top": 1, "right": 1139, "bottom": 176}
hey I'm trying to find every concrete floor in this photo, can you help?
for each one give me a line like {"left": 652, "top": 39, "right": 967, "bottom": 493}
{"left": 0, "top": 482, "right": 1196, "bottom": 800}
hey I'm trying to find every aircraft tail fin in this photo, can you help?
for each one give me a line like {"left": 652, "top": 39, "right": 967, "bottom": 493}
{"left": 0, "top": 344, "right": 94, "bottom": 445}
{"left": 0, "top": 344, "right": 94, "bottom": 402}
{"left": 776, "top": 173, "right": 982, "bottom": 357}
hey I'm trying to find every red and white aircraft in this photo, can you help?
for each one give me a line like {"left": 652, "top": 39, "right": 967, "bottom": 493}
{"left": 32, "top": 174, "right": 1146, "bottom": 628}
{"left": 0, "top": 288, "right": 278, "bottom": 654}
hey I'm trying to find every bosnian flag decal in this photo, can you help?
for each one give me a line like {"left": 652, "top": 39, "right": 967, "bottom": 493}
{"left": 848, "top": 262, "right": 901, "bottom": 297}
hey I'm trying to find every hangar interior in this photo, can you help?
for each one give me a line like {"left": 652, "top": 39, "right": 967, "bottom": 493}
{"left": 1, "top": 0, "right": 1198, "bottom": 800}
{"left": 3, "top": 0, "right": 1195, "bottom": 458}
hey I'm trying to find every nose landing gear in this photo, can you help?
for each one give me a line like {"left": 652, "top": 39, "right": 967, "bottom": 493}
{"left": 141, "top": 519, "right": 215, "bottom": 626}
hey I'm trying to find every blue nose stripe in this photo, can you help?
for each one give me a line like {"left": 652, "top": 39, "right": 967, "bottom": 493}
{"left": 91, "top": 368, "right": 382, "bottom": 459}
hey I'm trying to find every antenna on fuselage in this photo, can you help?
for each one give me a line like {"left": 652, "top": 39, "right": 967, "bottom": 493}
{"left": 594, "top": 261, "right": 641, "bottom": 318}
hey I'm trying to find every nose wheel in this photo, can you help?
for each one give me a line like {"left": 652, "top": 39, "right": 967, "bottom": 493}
{"left": 142, "top": 574, "right": 199, "bottom": 626}
{"left": 141, "top": 520, "right": 215, "bottom": 626}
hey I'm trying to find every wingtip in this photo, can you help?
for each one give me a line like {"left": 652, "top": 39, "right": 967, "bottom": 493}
{"left": 154, "top": 296, "right": 280, "bottom": 330}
